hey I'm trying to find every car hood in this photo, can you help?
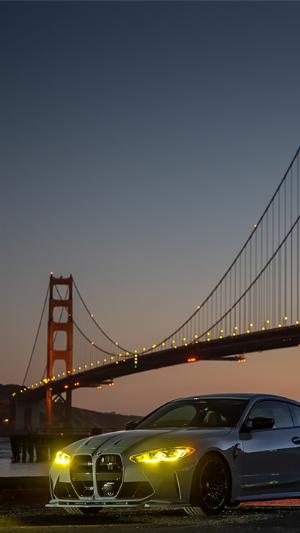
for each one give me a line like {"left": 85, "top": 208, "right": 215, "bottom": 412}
{"left": 69, "top": 427, "right": 233, "bottom": 456}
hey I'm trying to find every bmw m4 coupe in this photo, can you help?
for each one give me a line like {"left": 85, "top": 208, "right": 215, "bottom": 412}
{"left": 47, "top": 393, "right": 300, "bottom": 515}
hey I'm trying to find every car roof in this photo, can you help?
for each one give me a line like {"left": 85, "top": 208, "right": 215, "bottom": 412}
{"left": 171, "top": 393, "right": 300, "bottom": 404}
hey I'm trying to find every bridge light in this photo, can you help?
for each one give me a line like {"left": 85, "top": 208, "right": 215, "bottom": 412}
{"left": 234, "top": 326, "right": 238, "bottom": 330}
{"left": 152, "top": 344, "right": 157, "bottom": 349}
{"left": 220, "top": 329, "right": 224, "bottom": 333}
{"left": 194, "top": 335, "right": 199, "bottom": 339}
{"left": 284, "top": 316, "right": 288, "bottom": 321}
{"left": 172, "top": 340, "right": 176, "bottom": 344}
{"left": 278, "top": 324, "right": 282, "bottom": 328}
{"left": 183, "top": 338, "right": 187, "bottom": 341}
{"left": 91, "top": 362, "right": 94, "bottom": 366}
{"left": 266, "top": 319, "right": 270, "bottom": 324}
{"left": 162, "top": 342, "right": 165, "bottom": 347}
{"left": 232, "top": 332, "right": 236, "bottom": 336}
{"left": 115, "top": 342, "right": 119, "bottom": 346}
{"left": 207, "top": 338, "right": 211, "bottom": 342}
{"left": 187, "top": 357, "right": 197, "bottom": 363}
{"left": 249, "top": 323, "right": 253, "bottom": 328}
{"left": 91, "top": 341, "right": 95, "bottom": 346}
{"left": 62, "top": 372, "right": 65, "bottom": 376}
{"left": 73, "top": 368, "right": 76, "bottom": 372}
{"left": 126, "top": 352, "right": 130, "bottom": 356}
{"left": 64, "top": 385, "right": 69, "bottom": 389}
{"left": 90, "top": 314, "right": 94, "bottom": 318}
{"left": 262, "top": 326, "right": 266, "bottom": 331}
{"left": 78, "top": 366, "right": 82, "bottom": 370}
{"left": 246, "top": 329, "right": 250, "bottom": 334}
{"left": 97, "top": 385, "right": 102, "bottom": 390}
{"left": 207, "top": 332, "right": 211, "bottom": 336}
{"left": 219, "top": 335, "right": 223, "bottom": 339}
{"left": 197, "top": 305, "right": 201, "bottom": 309}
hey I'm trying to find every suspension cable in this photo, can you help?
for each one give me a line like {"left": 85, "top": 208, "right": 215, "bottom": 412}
{"left": 71, "top": 145, "right": 300, "bottom": 355}
{"left": 73, "top": 279, "right": 134, "bottom": 355}
{"left": 194, "top": 213, "right": 300, "bottom": 344}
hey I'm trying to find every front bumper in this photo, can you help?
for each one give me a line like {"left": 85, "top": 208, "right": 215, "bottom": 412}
{"left": 48, "top": 451, "right": 195, "bottom": 508}
{"left": 47, "top": 497, "right": 189, "bottom": 509}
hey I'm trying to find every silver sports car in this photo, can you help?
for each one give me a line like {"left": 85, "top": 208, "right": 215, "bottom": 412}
{"left": 47, "top": 393, "right": 300, "bottom": 515}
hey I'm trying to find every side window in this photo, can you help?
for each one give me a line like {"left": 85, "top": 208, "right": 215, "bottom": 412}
{"left": 248, "top": 400, "right": 293, "bottom": 429}
{"left": 291, "top": 405, "right": 300, "bottom": 427}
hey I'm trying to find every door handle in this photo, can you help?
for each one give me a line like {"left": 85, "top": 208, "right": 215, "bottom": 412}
{"left": 292, "top": 436, "right": 300, "bottom": 445}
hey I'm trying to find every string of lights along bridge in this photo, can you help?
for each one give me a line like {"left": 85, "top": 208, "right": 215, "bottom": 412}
{"left": 15, "top": 145, "right": 300, "bottom": 406}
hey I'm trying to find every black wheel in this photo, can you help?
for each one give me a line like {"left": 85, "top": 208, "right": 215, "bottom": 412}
{"left": 186, "top": 453, "right": 230, "bottom": 516}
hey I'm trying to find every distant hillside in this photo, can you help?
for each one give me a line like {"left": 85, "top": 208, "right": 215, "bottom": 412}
{"left": 0, "top": 384, "right": 141, "bottom": 433}
{"left": 68, "top": 406, "right": 140, "bottom": 432}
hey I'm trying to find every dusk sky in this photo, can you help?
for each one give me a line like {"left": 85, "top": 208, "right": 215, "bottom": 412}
{"left": 1, "top": 1, "right": 300, "bottom": 416}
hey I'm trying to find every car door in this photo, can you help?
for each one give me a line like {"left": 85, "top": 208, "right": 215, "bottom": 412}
{"left": 239, "top": 400, "right": 295, "bottom": 497}
{"left": 286, "top": 403, "right": 300, "bottom": 491}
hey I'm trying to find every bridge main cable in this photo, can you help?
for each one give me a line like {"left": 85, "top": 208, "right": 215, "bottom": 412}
{"left": 73, "top": 144, "right": 300, "bottom": 355}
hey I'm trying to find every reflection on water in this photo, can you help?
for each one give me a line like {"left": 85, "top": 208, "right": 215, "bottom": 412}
{"left": 0, "top": 437, "right": 48, "bottom": 477}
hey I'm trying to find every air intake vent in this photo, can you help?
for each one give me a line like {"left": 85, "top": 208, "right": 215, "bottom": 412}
{"left": 96, "top": 454, "right": 123, "bottom": 497}
{"left": 70, "top": 454, "right": 94, "bottom": 498}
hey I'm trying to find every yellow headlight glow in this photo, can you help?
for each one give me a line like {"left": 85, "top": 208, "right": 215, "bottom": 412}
{"left": 130, "top": 447, "right": 195, "bottom": 464}
{"left": 54, "top": 450, "right": 71, "bottom": 466}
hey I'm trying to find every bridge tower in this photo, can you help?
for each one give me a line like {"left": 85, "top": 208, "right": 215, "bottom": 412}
{"left": 46, "top": 275, "right": 73, "bottom": 426}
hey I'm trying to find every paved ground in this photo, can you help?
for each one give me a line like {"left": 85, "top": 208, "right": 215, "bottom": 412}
{"left": 1, "top": 504, "right": 300, "bottom": 533}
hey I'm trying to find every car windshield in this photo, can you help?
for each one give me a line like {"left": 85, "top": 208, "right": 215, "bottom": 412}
{"left": 136, "top": 398, "right": 249, "bottom": 429}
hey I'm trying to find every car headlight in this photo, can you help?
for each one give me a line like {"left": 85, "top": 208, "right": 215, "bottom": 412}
{"left": 130, "top": 447, "right": 195, "bottom": 464}
{"left": 54, "top": 450, "right": 72, "bottom": 466}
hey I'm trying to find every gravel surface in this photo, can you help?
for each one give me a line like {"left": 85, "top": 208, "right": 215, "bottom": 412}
{"left": 0, "top": 504, "right": 300, "bottom": 532}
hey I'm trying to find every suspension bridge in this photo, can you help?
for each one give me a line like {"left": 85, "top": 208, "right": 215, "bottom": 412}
{"left": 12, "top": 145, "right": 300, "bottom": 427}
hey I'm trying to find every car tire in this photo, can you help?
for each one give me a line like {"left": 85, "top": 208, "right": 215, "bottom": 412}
{"left": 187, "top": 453, "right": 231, "bottom": 516}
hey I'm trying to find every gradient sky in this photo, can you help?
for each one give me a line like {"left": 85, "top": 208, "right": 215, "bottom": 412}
{"left": 1, "top": 1, "right": 300, "bottom": 416}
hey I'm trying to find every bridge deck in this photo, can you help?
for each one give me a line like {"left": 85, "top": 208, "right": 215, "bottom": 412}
{"left": 25, "top": 325, "right": 300, "bottom": 400}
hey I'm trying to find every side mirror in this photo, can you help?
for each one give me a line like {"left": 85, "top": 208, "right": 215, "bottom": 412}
{"left": 125, "top": 420, "right": 139, "bottom": 430}
{"left": 243, "top": 416, "right": 274, "bottom": 432}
